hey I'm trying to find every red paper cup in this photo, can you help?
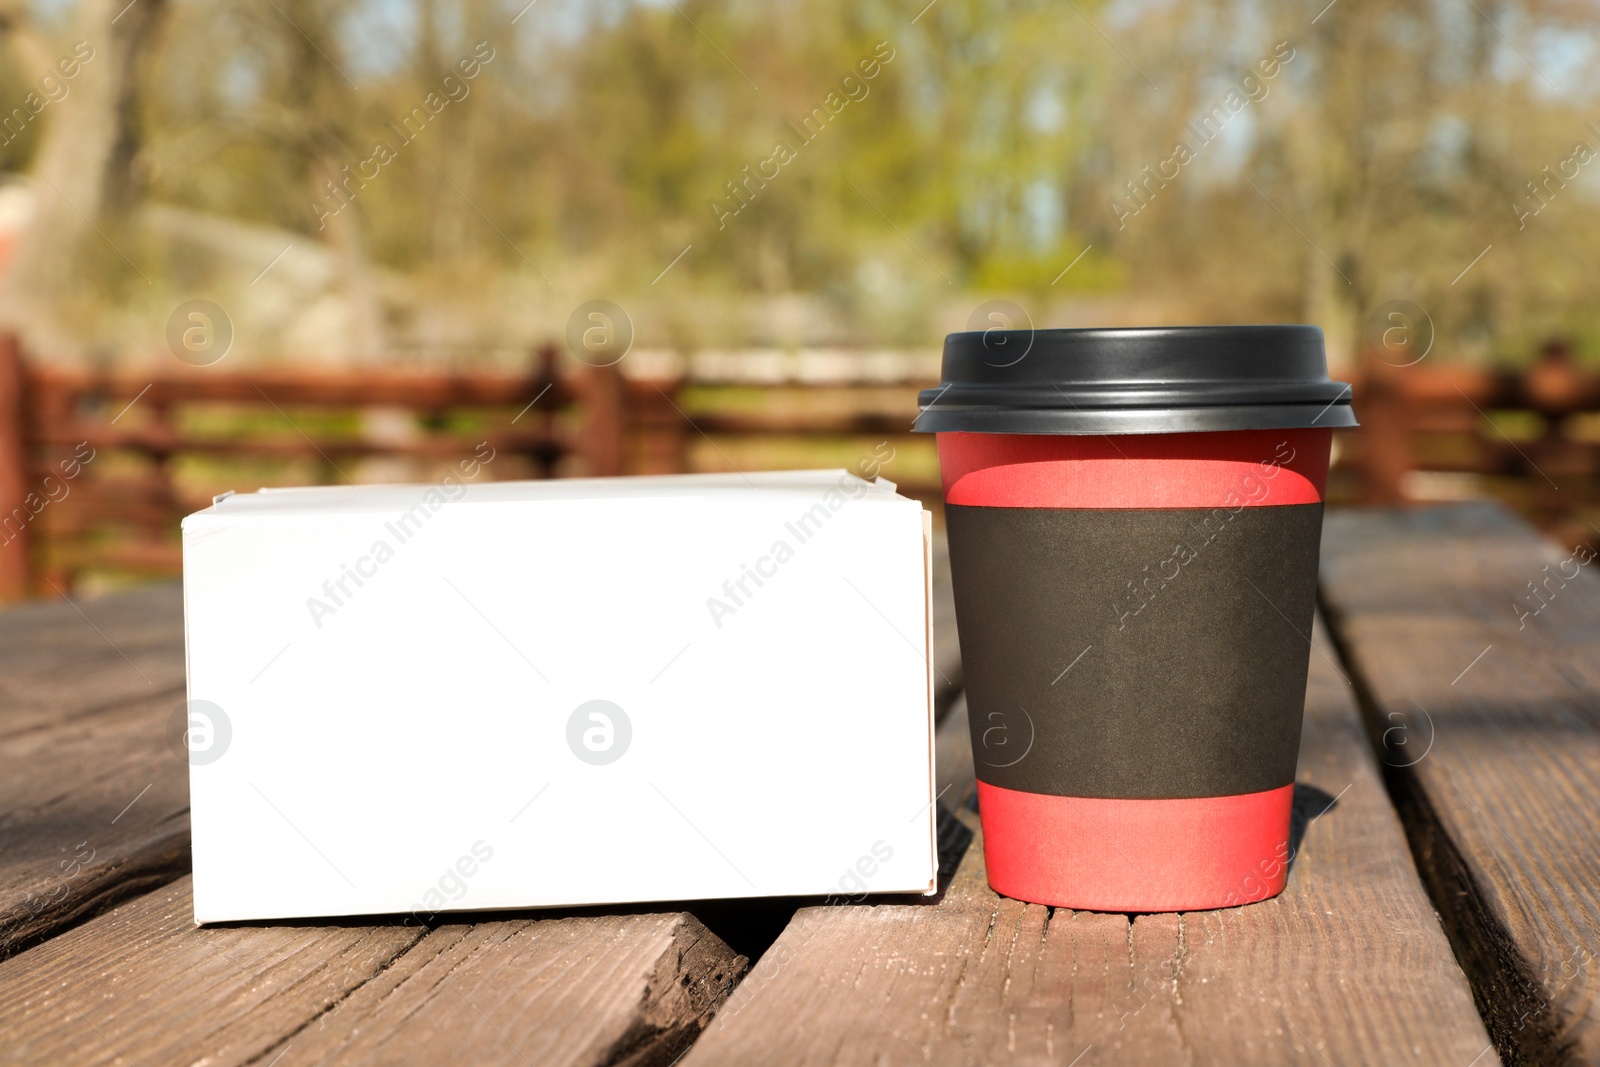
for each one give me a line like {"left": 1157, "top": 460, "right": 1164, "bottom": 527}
{"left": 914, "top": 327, "right": 1355, "bottom": 912}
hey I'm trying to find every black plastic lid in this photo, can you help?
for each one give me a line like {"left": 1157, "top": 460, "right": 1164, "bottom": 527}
{"left": 913, "top": 325, "right": 1357, "bottom": 434}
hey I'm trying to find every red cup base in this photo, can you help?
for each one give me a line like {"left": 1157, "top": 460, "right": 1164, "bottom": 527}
{"left": 976, "top": 780, "right": 1295, "bottom": 912}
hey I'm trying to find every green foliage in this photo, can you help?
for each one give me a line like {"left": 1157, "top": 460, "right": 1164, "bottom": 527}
{"left": 8, "top": 0, "right": 1600, "bottom": 358}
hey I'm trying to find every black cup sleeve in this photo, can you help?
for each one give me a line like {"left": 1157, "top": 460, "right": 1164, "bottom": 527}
{"left": 947, "top": 502, "right": 1323, "bottom": 800}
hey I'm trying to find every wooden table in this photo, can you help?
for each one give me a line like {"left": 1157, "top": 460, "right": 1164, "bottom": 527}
{"left": 2, "top": 503, "right": 1594, "bottom": 1066}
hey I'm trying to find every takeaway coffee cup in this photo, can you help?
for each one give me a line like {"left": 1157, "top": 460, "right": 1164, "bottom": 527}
{"left": 913, "top": 325, "right": 1356, "bottom": 912}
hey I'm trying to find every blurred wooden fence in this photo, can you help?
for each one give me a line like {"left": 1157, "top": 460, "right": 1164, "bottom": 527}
{"left": 0, "top": 339, "right": 623, "bottom": 599}
{"left": 1337, "top": 342, "right": 1600, "bottom": 543}
{"left": 3, "top": 332, "right": 1599, "bottom": 600}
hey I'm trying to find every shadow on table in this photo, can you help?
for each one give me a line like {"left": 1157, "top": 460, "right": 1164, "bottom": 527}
{"left": 1289, "top": 781, "right": 1340, "bottom": 875}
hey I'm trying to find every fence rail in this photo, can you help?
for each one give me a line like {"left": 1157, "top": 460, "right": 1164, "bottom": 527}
{"left": 3, "top": 333, "right": 1599, "bottom": 600}
{"left": 1340, "top": 343, "right": 1600, "bottom": 540}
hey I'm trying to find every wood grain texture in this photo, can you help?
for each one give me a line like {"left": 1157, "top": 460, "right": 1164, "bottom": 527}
{"left": 1321, "top": 504, "right": 1600, "bottom": 1066}
{"left": 0, "top": 876, "right": 746, "bottom": 1067}
{"left": 256, "top": 910, "right": 744, "bottom": 1067}
{"left": 684, "top": 618, "right": 1495, "bottom": 1066}
{"left": 0, "top": 585, "right": 189, "bottom": 958}
{"left": 0, "top": 583, "right": 185, "bottom": 738}
{"left": 0, "top": 877, "right": 426, "bottom": 1067}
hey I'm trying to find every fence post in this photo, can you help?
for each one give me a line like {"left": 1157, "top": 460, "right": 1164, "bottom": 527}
{"left": 580, "top": 363, "right": 626, "bottom": 477}
{"left": 527, "top": 342, "right": 561, "bottom": 478}
{"left": 648, "top": 374, "right": 691, "bottom": 475}
{"left": 1357, "top": 354, "right": 1412, "bottom": 505}
{"left": 0, "top": 333, "right": 32, "bottom": 601}
{"left": 1524, "top": 337, "right": 1577, "bottom": 526}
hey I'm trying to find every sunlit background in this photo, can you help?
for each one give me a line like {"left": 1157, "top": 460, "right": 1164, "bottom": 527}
{"left": 1, "top": 0, "right": 1598, "bottom": 597}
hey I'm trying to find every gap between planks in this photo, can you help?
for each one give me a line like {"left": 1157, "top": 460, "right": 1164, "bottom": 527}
{"left": 1320, "top": 503, "right": 1600, "bottom": 1067}
{"left": 0, "top": 586, "right": 191, "bottom": 958}
{"left": 0, "top": 875, "right": 748, "bottom": 1067}
{"left": 681, "top": 615, "right": 1495, "bottom": 1066}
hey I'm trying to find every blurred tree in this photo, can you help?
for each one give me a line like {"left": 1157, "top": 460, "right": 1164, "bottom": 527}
{"left": 0, "top": 0, "right": 1594, "bottom": 361}
{"left": 279, "top": 0, "right": 388, "bottom": 358}
{"left": 0, "top": 0, "right": 168, "bottom": 355}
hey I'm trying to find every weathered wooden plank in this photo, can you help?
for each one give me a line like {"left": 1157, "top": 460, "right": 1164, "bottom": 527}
{"left": 0, "top": 584, "right": 185, "bottom": 737}
{"left": 685, "top": 617, "right": 1494, "bottom": 1066}
{"left": 0, "top": 876, "right": 745, "bottom": 1067}
{"left": 0, "top": 689, "right": 191, "bottom": 959}
{"left": 1321, "top": 503, "right": 1600, "bottom": 1066}
{"left": 0, "top": 582, "right": 183, "bottom": 655}
{"left": 254, "top": 909, "right": 743, "bottom": 1067}
{"left": 0, "top": 877, "right": 426, "bottom": 1066}
{"left": 0, "top": 585, "right": 190, "bottom": 957}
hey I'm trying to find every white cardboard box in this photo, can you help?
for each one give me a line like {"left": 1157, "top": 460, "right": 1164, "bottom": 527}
{"left": 181, "top": 470, "right": 936, "bottom": 923}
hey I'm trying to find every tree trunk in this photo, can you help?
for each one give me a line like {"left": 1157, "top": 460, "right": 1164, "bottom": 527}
{"left": 286, "top": 0, "right": 387, "bottom": 362}
{"left": 0, "top": 0, "right": 169, "bottom": 356}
